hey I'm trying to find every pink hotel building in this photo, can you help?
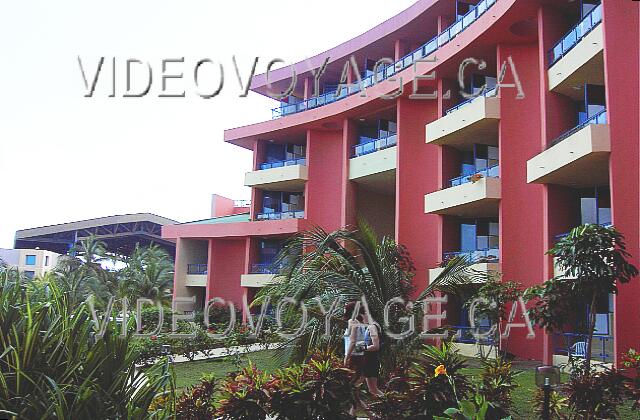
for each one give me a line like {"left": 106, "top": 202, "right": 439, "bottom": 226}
{"left": 163, "top": 0, "right": 640, "bottom": 365}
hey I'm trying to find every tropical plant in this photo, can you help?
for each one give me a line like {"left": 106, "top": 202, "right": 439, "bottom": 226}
{"left": 478, "top": 357, "right": 519, "bottom": 418}
{"left": 118, "top": 244, "right": 174, "bottom": 305}
{"left": 370, "top": 341, "right": 472, "bottom": 419}
{"left": 464, "top": 274, "right": 523, "bottom": 356}
{"left": 255, "top": 223, "right": 473, "bottom": 371}
{"left": 0, "top": 270, "right": 174, "bottom": 419}
{"left": 433, "top": 393, "right": 495, "bottom": 420}
{"left": 534, "top": 388, "right": 568, "bottom": 420}
{"left": 266, "top": 352, "right": 355, "bottom": 419}
{"left": 621, "top": 348, "right": 640, "bottom": 410}
{"left": 175, "top": 375, "right": 218, "bottom": 420}
{"left": 526, "top": 224, "right": 638, "bottom": 371}
{"left": 562, "top": 364, "right": 626, "bottom": 419}
{"left": 214, "top": 362, "right": 272, "bottom": 420}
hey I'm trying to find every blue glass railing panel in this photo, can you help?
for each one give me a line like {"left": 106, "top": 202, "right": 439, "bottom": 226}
{"left": 251, "top": 263, "right": 284, "bottom": 274}
{"left": 454, "top": 325, "right": 496, "bottom": 345}
{"left": 256, "top": 210, "right": 305, "bottom": 221}
{"left": 444, "top": 248, "right": 499, "bottom": 263}
{"left": 462, "top": 8, "right": 477, "bottom": 28}
{"left": 449, "top": 164, "right": 500, "bottom": 187}
{"left": 549, "top": 4, "right": 603, "bottom": 66}
{"left": 271, "top": 0, "right": 498, "bottom": 119}
{"left": 352, "top": 134, "right": 397, "bottom": 157}
{"left": 548, "top": 109, "right": 607, "bottom": 148}
{"left": 450, "top": 20, "right": 463, "bottom": 38}
{"left": 259, "top": 158, "right": 306, "bottom": 170}
{"left": 446, "top": 87, "right": 498, "bottom": 115}
{"left": 187, "top": 264, "right": 208, "bottom": 275}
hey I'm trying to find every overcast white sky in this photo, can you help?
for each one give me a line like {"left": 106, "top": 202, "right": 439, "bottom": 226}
{"left": 0, "top": 0, "right": 416, "bottom": 248}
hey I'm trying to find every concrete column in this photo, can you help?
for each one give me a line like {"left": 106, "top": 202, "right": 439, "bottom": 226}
{"left": 497, "top": 42, "right": 546, "bottom": 361}
{"left": 394, "top": 39, "right": 408, "bottom": 61}
{"left": 536, "top": 5, "right": 583, "bottom": 364}
{"left": 396, "top": 97, "right": 440, "bottom": 297}
{"left": 303, "top": 76, "right": 313, "bottom": 100}
{"left": 306, "top": 127, "right": 349, "bottom": 232}
{"left": 341, "top": 118, "right": 359, "bottom": 229}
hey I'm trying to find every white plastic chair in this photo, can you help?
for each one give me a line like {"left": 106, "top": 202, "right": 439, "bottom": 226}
{"left": 570, "top": 341, "right": 587, "bottom": 358}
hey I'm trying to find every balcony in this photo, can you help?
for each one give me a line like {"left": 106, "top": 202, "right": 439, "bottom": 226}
{"left": 349, "top": 135, "right": 397, "bottom": 190}
{"left": 425, "top": 169, "right": 501, "bottom": 217}
{"left": 527, "top": 111, "right": 609, "bottom": 186}
{"left": 270, "top": 0, "right": 498, "bottom": 119}
{"left": 185, "top": 263, "right": 207, "bottom": 287}
{"left": 352, "top": 134, "right": 397, "bottom": 158}
{"left": 548, "top": 5, "right": 604, "bottom": 97}
{"left": 240, "top": 264, "right": 279, "bottom": 288}
{"left": 256, "top": 210, "right": 305, "bottom": 221}
{"left": 425, "top": 92, "right": 500, "bottom": 148}
{"left": 429, "top": 248, "right": 500, "bottom": 284}
{"left": 245, "top": 159, "right": 308, "bottom": 191}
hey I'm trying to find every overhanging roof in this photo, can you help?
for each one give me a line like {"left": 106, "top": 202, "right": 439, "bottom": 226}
{"left": 14, "top": 213, "right": 179, "bottom": 256}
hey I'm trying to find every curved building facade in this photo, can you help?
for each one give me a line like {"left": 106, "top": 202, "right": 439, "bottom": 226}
{"left": 163, "top": 0, "right": 640, "bottom": 366}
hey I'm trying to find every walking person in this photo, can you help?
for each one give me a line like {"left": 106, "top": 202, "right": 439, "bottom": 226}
{"left": 343, "top": 302, "right": 384, "bottom": 416}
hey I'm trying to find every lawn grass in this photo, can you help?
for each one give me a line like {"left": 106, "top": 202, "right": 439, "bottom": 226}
{"left": 171, "top": 349, "right": 284, "bottom": 390}
{"left": 171, "top": 351, "right": 638, "bottom": 418}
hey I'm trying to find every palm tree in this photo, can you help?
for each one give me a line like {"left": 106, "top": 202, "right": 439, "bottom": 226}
{"left": 118, "top": 244, "right": 174, "bottom": 305}
{"left": 255, "top": 223, "right": 474, "bottom": 371}
{"left": 50, "top": 236, "right": 112, "bottom": 307}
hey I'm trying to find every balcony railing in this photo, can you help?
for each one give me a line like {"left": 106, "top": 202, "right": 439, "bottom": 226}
{"left": 553, "top": 332, "right": 613, "bottom": 363}
{"left": 549, "top": 4, "right": 603, "bottom": 67}
{"left": 352, "top": 134, "right": 397, "bottom": 157}
{"left": 251, "top": 263, "right": 283, "bottom": 275}
{"left": 548, "top": 109, "right": 607, "bottom": 149}
{"left": 234, "top": 199, "right": 251, "bottom": 207}
{"left": 256, "top": 210, "right": 305, "bottom": 221}
{"left": 444, "top": 248, "right": 499, "bottom": 264}
{"left": 555, "top": 221, "right": 613, "bottom": 241}
{"left": 450, "top": 164, "right": 500, "bottom": 187}
{"left": 259, "top": 158, "right": 306, "bottom": 170}
{"left": 453, "top": 325, "right": 496, "bottom": 345}
{"left": 187, "top": 264, "right": 207, "bottom": 275}
{"left": 446, "top": 87, "right": 498, "bottom": 115}
{"left": 271, "top": 0, "right": 498, "bottom": 119}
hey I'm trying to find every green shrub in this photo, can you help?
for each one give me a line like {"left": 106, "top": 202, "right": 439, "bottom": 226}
{"left": 266, "top": 352, "right": 355, "bottom": 419}
{"left": 434, "top": 392, "right": 494, "bottom": 420}
{"left": 0, "top": 273, "right": 173, "bottom": 419}
{"left": 214, "top": 362, "right": 271, "bottom": 420}
{"left": 175, "top": 375, "right": 218, "bottom": 420}
{"left": 370, "top": 341, "right": 471, "bottom": 419}
{"left": 564, "top": 364, "right": 626, "bottom": 419}
{"left": 533, "top": 388, "right": 568, "bottom": 420}
{"left": 479, "top": 357, "right": 519, "bottom": 417}
{"left": 622, "top": 348, "right": 640, "bottom": 410}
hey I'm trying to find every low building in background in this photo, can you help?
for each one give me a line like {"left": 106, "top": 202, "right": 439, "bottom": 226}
{"left": 0, "top": 248, "right": 60, "bottom": 279}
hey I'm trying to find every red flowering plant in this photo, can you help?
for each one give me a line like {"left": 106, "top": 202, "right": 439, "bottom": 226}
{"left": 622, "top": 348, "right": 640, "bottom": 410}
{"left": 369, "top": 341, "right": 471, "bottom": 419}
{"left": 214, "top": 362, "right": 271, "bottom": 420}
{"left": 175, "top": 375, "right": 217, "bottom": 420}
{"left": 266, "top": 351, "right": 356, "bottom": 420}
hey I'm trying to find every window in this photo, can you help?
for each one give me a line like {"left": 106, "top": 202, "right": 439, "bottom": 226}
{"left": 45, "top": 256, "right": 50, "bottom": 266}
{"left": 25, "top": 255, "right": 36, "bottom": 266}
{"left": 24, "top": 271, "right": 35, "bottom": 280}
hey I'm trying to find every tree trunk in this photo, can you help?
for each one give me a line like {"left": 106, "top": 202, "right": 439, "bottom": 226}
{"left": 585, "top": 292, "right": 598, "bottom": 372}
